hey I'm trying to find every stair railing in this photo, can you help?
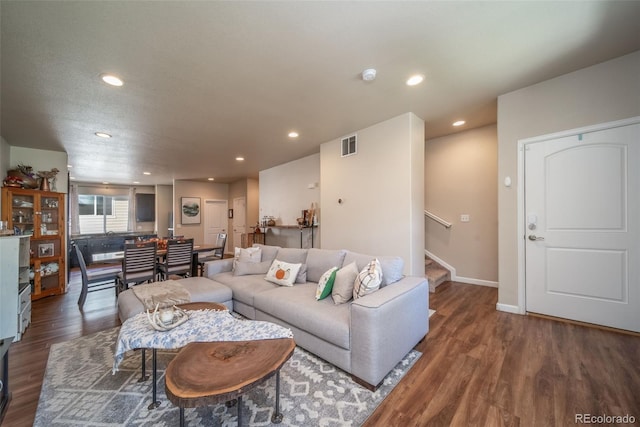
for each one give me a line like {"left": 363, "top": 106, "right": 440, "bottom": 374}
{"left": 424, "top": 210, "right": 452, "bottom": 229}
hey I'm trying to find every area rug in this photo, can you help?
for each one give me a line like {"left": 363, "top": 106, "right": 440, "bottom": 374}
{"left": 34, "top": 327, "right": 421, "bottom": 426}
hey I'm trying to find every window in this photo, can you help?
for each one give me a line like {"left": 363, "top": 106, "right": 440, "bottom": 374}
{"left": 78, "top": 194, "right": 129, "bottom": 234}
{"left": 79, "top": 195, "right": 113, "bottom": 216}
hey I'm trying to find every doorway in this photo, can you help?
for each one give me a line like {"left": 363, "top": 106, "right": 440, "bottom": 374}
{"left": 203, "top": 200, "right": 227, "bottom": 246}
{"left": 520, "top": 118, "right": 639, "bottom": 332}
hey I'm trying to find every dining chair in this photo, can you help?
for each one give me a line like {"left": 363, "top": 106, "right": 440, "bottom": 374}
{"left": 116, "top": 241, "right": 158, "bottom": 293}
{"left": 75, "top": 244, "right": 121, "bottom": 308}
{"left": 157, "top": 237, "right": 194, "bottom": 280}
{"left": 197, "top": 233, "right": 227, "bottom": 276}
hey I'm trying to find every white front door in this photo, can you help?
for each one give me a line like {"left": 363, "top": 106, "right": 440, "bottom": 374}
{"left": 525, "top": 122, "right": 640, "bottom": 332}
{"left": 232, "top": 197, "right": 246, "bottom": 249}
{"left": 203, "top": 200, "right": 227, "bottom": 245}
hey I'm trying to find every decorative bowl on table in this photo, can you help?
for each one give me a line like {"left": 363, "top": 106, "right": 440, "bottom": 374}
{"left": 147, "top": 305, "right": 189, "bottom": 331}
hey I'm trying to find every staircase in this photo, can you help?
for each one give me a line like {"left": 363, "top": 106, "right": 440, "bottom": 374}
{"left": 425, "top": 255, "right": 450, "bottom": 292}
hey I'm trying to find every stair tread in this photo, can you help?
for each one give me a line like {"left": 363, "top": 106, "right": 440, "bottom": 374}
{"left": 424, "top": 256, "right": 450, "bottom": 293}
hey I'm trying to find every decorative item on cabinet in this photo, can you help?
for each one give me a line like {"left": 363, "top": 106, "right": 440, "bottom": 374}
{"left": 1, "top": 187, "right": 66, "bottom": 300}
{"left": 36, "top": 168, "right": 59, "bottom": 192}
{"left": 3, "top": 164, "right": 39, "bottom": 189}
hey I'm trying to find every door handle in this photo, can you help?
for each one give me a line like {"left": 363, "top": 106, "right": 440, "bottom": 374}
{"left": 528, "top": 235, "right": 545, "bottom": 241}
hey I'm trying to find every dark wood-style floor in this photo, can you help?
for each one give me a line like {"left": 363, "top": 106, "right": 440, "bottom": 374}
{"left": 3, "top": 274, "right": 639, "bottom": 426}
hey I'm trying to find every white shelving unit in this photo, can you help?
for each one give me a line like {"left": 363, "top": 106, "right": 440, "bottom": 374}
{"left": 0, "top": 234, "right": 29, "bottom": 420}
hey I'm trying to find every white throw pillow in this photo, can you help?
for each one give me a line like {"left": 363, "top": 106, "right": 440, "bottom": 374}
{"left": 331, "top": 262, "right": 359, "bottom": 305}
{"left": 353, "top": 258, "right": 382, "bottom": 299}
{"left": 265, "top": 259, "right": 302, "bottom": 287}
{"left": 233, "top": 246, "right": 262, "bottom": 271}
{"left": 315, "top": 267, "right": 338, "bottom": 300}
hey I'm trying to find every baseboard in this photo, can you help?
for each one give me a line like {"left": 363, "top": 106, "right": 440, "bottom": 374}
{"left": 496, "top": 303, "right": 523, "bottom": 314}
{"left": 454, "top": 276, "right": 498, "bottom": 288}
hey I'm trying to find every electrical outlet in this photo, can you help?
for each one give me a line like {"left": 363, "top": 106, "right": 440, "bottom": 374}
{"left": 460, "top": 214, "right": 470, "bottom": 222}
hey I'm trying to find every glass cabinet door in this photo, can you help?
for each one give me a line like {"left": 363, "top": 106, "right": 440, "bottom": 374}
{"left": 11, "top": 193, "right": 36, "bottom": 236}
{"left": 39, "top": 196, "right": 60, "bottom": 237}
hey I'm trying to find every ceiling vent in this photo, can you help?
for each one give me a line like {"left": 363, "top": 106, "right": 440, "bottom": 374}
{"left": 341, "top": 134, "right": 357, "bottom": 157}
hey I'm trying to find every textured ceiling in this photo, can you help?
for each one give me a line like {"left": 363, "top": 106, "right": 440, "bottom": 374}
{"left": 2, "top": 1, "right": 639, "bottom": 185}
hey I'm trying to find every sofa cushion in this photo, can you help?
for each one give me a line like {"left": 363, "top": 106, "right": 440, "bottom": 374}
{"left": 315, "top": 267, "right": 338, "bottom": 300}
{"left": 275, "top": 247, "right": 308, "bottom": 264}
{"left": 253, "top": 244, "right": 280, "bottom": 263}
{"left": 233, "top": 246, "right": 261, "bottom": 271}
{"left": 233, "top": 260, "right": 271, "bottom": 276}
{"left": 353, "top": 258, "right": 382, "bottom": 299}
{"left": 254, "top": 283, "right": 351, "bottom": 350}
{"left": 332, "top": 261, "right": 359, "bottom": 305}
{"left": 342, "top": 251, "right": 404, "bottom": 287}
{"left": 265, "top": 259, "right": 302, "bottom": 287}
{"left": 295, "top": 264, "right": 307, "bottom": 283}
{"left": 212, "top": 271, "right": 277, "bottom": 307}
{"left": 306, "top": 248, "right": 347, "bottom": 283}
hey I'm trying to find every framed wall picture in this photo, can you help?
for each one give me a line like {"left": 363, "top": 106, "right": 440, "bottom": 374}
{"left": 39, "top": 243, "right": 55, "bottom": 258}
{"left": 181, "top": 197, "right": 201, "bottom": 224}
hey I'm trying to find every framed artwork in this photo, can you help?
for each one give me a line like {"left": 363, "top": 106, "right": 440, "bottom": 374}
{"left": 228, "top": 209, "right": 234, "bottom": 219}
{"left": 39, "top": 243, "right": 55, "bottom": 258}
{"left": 181, "top": 197, "right": 201, "bottom": 224}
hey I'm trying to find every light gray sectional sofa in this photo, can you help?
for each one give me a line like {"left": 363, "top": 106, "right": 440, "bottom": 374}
{"left": 204, "top": 244, "right": 429, "bottom": 389}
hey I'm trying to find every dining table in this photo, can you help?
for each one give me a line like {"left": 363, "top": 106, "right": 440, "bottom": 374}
{"left": 91, "top": 243, "right": 223, "bottom": 277}
{"left": 188, "top": 244, "right": 223, "bottom": 276}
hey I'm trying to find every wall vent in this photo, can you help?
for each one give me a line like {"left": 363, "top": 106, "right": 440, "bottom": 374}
{"left": 341, "top": 134, "right": 357, "bottom": 157}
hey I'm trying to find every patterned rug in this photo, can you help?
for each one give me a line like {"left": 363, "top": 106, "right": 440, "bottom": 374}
{"left": 34, "top": 327, "right": 421, "bottom": 426}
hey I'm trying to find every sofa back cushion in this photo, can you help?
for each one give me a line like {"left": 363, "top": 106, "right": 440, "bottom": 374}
{"left": 275, "top": 247, "right": 308, "bottom": 264}
{"left": 342, "top": 251, "right": 405, "bottom": 287}
{"left": 252, "top": 244, "right": 280, "bottom": 263}
{"left": 233, "top": 260, "right": 271, "bottom": 276}
{"left": 306, "top": 248, "right": 347, "bottom": 283}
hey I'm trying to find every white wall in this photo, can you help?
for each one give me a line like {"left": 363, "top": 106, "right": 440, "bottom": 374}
{"left": 321, "top": 113, "right": 425, "bottom": 276}
{"left": 155, "top": 184, "right": 173, "bottom": 237}
{"left": 9, "top": 146, "right": 68, "bottom": 194}
{"left": 0, "top": 137, "right": 10, "bottom": 213}
{"left": 425, "top": 124, "right": 498, "bottom": 284}
{"left": 259, "top": 154, "right": 320, "bottom": 248}
{"left": 497, "top": 50, "right": 640, "bottom": 308}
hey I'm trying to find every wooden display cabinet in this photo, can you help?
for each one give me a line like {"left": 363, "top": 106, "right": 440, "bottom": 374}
{"left": 1, "top": 188, "right": 66, "bottom": 300}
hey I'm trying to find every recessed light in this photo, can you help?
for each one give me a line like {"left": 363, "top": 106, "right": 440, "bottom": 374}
{"left": 101, "top": 74, "right": 123, "bottom": 87}
{"left": 362, "top": 68, "right": 377, "bottom": 81}
{"left": 143, "top": 172, "right": 151, "bottom": 175}
{"left": 208, "top": 177, "right": 215, "bottom": 181}
{"left": 133, "top": 181, "right": 140, "bottom": 184}
{"left": 406, "top": 74, "right": 424, "bottom": 86}
{"left": 67, "top": 165, "right": 72, "bottom": 168}
{"left": 95, "top": 132, "right": 112, "bottom": 138}
{"left": 236, "top": 157, "right": 245, "bottom": 161}
{"left": 102, "top": 181, "right": 109, "bottom": 185}
{"left": 288, "top": 131, "right": 299, "bottom": 138}
{"left": 453, "top": 120, "right": 466, "bottom": 127}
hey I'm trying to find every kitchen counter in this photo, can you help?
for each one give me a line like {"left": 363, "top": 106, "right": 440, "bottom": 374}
{"left": 69, "top": 232, "right": 157, "bottom": 267}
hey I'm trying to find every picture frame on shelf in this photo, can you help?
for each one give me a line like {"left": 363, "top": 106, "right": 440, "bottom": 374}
{"left": 38, "top": 243, "right": 54, "bottom": 258}
{"left": 181, "top": 197, "right": 201, "bottom": 224}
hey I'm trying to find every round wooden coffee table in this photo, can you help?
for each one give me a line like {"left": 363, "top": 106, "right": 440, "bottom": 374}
{"left": 165, "top": 337, "right": 295, "bottom": 426}
{"left": 137, "top": 302, "right": 228, "bottom": 409}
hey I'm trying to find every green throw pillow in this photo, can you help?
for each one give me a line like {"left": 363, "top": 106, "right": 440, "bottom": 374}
{"left": 315, "top": 267, "right": 338, "bottom": 300}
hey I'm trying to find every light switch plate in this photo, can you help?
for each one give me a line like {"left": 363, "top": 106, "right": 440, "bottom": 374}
{"left": 460, "top": 214, "right": 470, "bottom": 222}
